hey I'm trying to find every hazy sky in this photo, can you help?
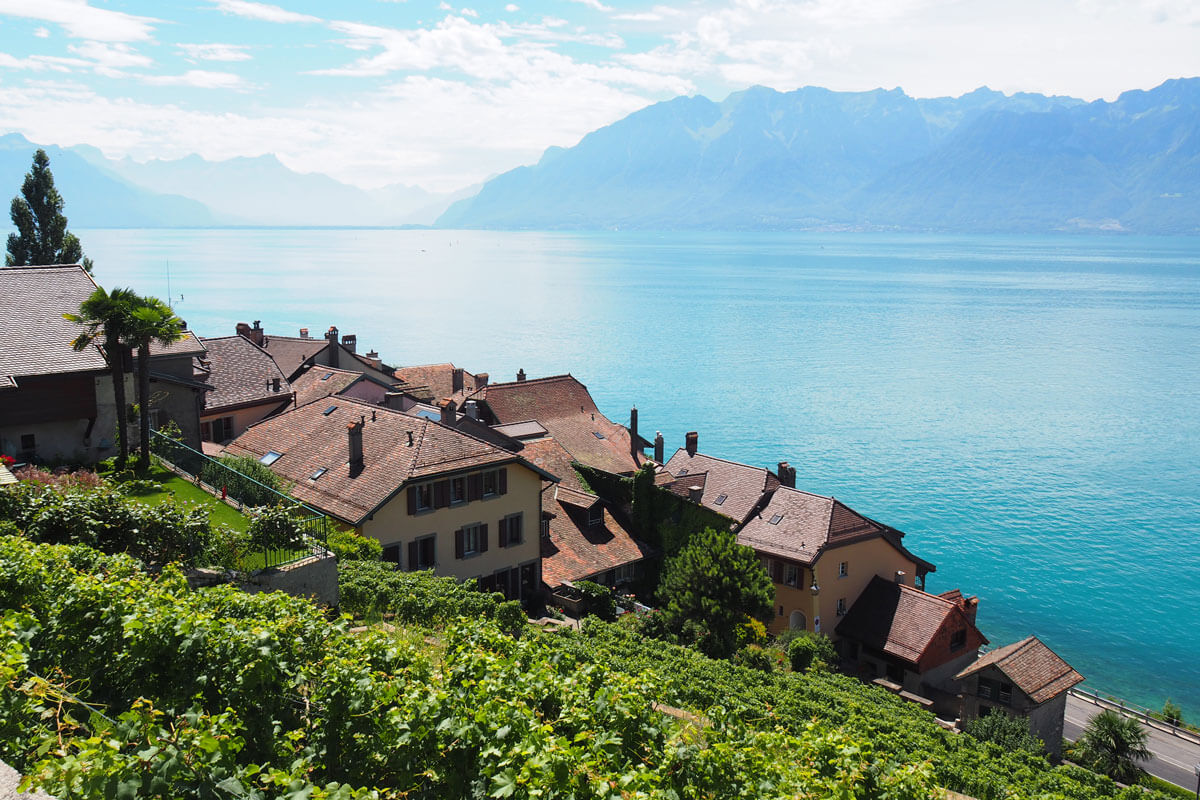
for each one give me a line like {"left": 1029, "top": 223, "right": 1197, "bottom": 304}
{"left": 0, "top": 0, "right": 1196, "bottom": 192}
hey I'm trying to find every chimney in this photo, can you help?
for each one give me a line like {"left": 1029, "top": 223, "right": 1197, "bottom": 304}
{"left": 630, "top": 407, "right": 640, "bottom": 458}
{"left": 341, "top": 334, "right": 357, "bottom": 353}
{"left": 687, "top": 485, "right": 703, "bottom": 503}
{"left": 250, "top": 320, "right": 264, "bottom": 347}
{"left": 348, "top": 419, "right": 364, "bottom": 477}
{"left": 464, "top": 399, "right": 479, "bottom": 420}
{"left": 654, "top": 431, "right": 664, "bottom": 463}
{"left": 363, "top": 350, "right": 381, "bottom": 369}
{"left": 326, "top": 327, "right": 339, "bottom": 368}
{"left": 476, "top": 372, "right": 488, "bottom": 387}
{"left": 894, "top": 570, "right": 906, "bottom": 584}
{"left": 271, "top": 377, "right": 281, "bottom": 392}
{"left": 384, "top": 391, "right": 406, "bottom": 410}
{"left": 236, "top": 322, "right": 251, "bottom": 339}
{"left": 439, "top": 397, "right": 457, "bottom": 425}
{"left": 516, "top": 368, "right": 526, "bottom": 382}
{"left": 299, "top": 327, "right": 309, "bottom": 339}
{"left": 452, "top": 367, "right": 464, "bottom": 393}
{"left": 685, "top": 431, "right": 698, "bottom": 457}
{"left": 777, "top": 461, "right": 796, "bottom": 489}
{"left": 961, "top": 595, "right": 979, "bottom": 624}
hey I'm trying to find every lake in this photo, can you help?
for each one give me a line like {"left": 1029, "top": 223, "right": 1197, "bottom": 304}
{"left": 79, "top": 228, "right": 1200, "bottom": 718}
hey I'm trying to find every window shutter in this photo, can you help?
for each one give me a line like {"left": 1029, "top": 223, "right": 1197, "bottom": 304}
{"left": 407, "top": 486, "right": 417, "bottom": 515}
{"left": 512, "top": 514, "right": 522, "bottom": 544}
{"left": 480, "top": 523, "right": 489, "bottom": 552}
{"left": 498, "top": 467, "right": 507, "bottom": 495}
{"left": 382, "top": 544, "right": 401, "bottom": 565}
{"left": 434, "top": 480, "right": 449, "bottom": 509}
{"left": 771, "top": 560, "right": 783, "bottom": 583}
{"left": 498, "top": 517, "right": 508, "bottom": 548}
{"left": 468, "top": 473, "right": 483, "bottom": 501}
{"left": 455, "top": 529, "right": 464, "bottom": 559}
{"left": 407, "top": 540, "right": 419, "bottom": 571}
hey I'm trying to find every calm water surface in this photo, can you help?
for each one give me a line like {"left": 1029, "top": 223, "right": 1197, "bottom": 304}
{"left": 81, "top": 229, "right": 1200, "bottom": 718}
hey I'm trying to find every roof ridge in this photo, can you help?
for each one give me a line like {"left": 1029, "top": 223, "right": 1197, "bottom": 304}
{"left": 485, "top": 373, "right": 575, "bottom": 388}
{"left": 670, "top": 447, "right": 769, "bottom": 473}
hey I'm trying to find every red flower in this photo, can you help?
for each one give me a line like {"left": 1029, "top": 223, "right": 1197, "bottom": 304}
{"left": 0, "top": 454, "right": 13, "bottom": 467}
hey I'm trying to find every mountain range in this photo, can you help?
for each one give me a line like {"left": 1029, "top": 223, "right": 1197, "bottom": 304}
{"left": 438, "top": 78, "right": 1200, "bottom": 234}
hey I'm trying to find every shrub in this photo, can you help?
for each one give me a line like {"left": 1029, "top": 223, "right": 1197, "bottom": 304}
{"left": 964, "top": 712, "right": 1044, "bottom": 753}
{"left": 200, "top": 455, "right": 288, "bottom": 508}
{"left": 576, "top": 580, "right": 617, "bottom": 621}
{"left": 202, "top": 524, "right": 251, "bottom": 570}
{"left": 1162, "top": 699, "right": 1183, "bottom": 726}
{"left": 787, "top": 632, "right": 837, "bottom": 672}
{"left": 733, "top": 644, "right": 779, "bottom": 672}
{"left": 246, "top": 504, "right": 306, "bottom": 553}
{"left": 327, "top": 529, "right": 382, "bottom": 562}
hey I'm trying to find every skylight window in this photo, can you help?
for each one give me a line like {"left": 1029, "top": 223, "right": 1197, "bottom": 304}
{"left": 715, "top": 494, "right": 727, "bottom": 506}
{"left": 310, "top": 468, "right": 327, "bottom": 480}
{"left": 592, "top": 431, "right": 605, "bottom": 439}
{"left": 678, "top": 468, "right": 688, "bottom": 476}
{"left": 768, "top": 514, "right": 783, "bottom": 525}
{"left": 323, "top": 405, "right": 337, "bottom": 416}
{"left": 321, "top": 372, "right": 334, "bottom": 381}
{"left": 260, "top": 451, "right": 283, "bottom": 465}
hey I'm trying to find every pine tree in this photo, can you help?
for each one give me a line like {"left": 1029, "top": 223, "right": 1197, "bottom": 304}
{"left": 6, "top": 149, "right": 93, "bottom": 271}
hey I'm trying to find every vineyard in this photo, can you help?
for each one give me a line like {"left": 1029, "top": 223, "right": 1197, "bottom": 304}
{"left": 0, "top": 534, "right": 1174, "bottom": 799}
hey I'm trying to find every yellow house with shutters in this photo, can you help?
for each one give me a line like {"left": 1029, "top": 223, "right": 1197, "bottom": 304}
{"left": 225, "top": 396, "right": 556, "bottom": 602}
{"left": 736, "top": 486, "right": 935, "bottom": 636}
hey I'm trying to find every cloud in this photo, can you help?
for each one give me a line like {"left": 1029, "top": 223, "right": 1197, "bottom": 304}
{"left": 505, "top": 4, "right": 519, "bottom": 11}
{"left": 567, "top": 0, "right": 613, "bottom": 11}
{"left": 0, "top": 51, "right": 89, "bottom": 73}
{"left": 209, "top": 0, "right": 321, "bottom": 25}
{"left": 33, "top": 26, "right": 49, "bottom": 37}
{"left": 0, "top": 0, "right": 158, "bottom": 42}
{"left": 68, "top": 41, "right": 152, "bottom": 74}
{"left": 141, "top": 70, "right": 250, "bottom": 89}
{"left": 177, "top": 43, "right": 253, "bottom": 62}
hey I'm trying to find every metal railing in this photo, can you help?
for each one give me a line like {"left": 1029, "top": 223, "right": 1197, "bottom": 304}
{"left": 1071, "top": 686, "right": 1200, "bottom": 744}
{"left": 151, "top": 430, "right": 328, "bottom": 570}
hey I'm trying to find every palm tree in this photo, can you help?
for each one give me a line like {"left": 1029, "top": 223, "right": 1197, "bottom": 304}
{"left": 1078, "top": 709, "right": 1152, "bottom": 784}
{"left": 127, "top": 296, "right": 185, "bottom": 466}
{"left": 65, "top": 287, "right": 139, "bottom": 468}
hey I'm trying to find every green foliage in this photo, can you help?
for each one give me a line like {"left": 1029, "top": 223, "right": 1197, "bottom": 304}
{"left": 732, "top": 644, "right": 780, "bottom": 672}
{"left": 6, "top": 149, "right": 92, "bottom": 270}
{"left": 246, "top": 504, "right": 306, "bottom": 553}
{"left": 128, "top": 295, "right": 186, "bottom": 465}
{"left": 201, "top": 455, "right": 289, "bottom": 508}
{"left": 1077, "top": 709, "right": 1152, "bottom": 784}
{"left": 1161, "top": 698, "right": 1183, "bottom": 726}
{"left": 326, "top": 529, "right": 382, "bottom": 562}
{"left": 787, "top": 632, "right": 837, "bottom": 672}
{"left": 574, "top": 580, "right": 617, "bottom": 622}
{"left": 655, "top": 527, "right": 774, "bottom": 658}
{"left": 963, "top": 712, "right": 1044, "bottom": 753}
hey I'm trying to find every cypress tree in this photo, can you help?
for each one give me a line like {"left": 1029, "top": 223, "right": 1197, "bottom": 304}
{"left": 6, "top": 148, "right": 93, "bottom": 271}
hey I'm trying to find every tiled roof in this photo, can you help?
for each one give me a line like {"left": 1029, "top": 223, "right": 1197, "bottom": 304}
{"left": 394, "top": 363, "right": 482, "bottom": 404}
{"left": 663, "top": 449, "right": 778, "bottom": 524}
{"left": 260, "top": 335, "right": 328, "bottom": 379}
{"left": 519, "top": 437, "right": 587, "bottom": 493}
{"left": 199, "top": 335, "right": 291, "bottom": 412}
{"left": 224, "top": 396, "right": 522, "bottom": 524}
{"left": 288, "top": 365, "right": 366, "bottom": 408}
{"left": 149, "top": 331, "right": 206, "bottom": 358}
{"left": 738, "top": 486, "right": 935, "bottom": 574}
{"left": 955, "top": 636, "right": 1083, "bottom": 704}
{"left": 658, "top": 472, "right": 708, "bottom": 499}
{"left": 541, "top": 484, "right": 651, "bottom": 588}
{"left": 469, "top": 374, "right": 643, "bottom": 476}
{"left": 836, "top": 576, "right": 983, "bottom": 667}
{"left": 0, "top": 265, "right": 108, "bottom": 380}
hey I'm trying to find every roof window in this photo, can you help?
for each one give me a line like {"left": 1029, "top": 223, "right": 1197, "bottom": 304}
{"left": 310, "top": 467, "right": 327, "bottom": 480}
{"left": 677, "top": 468, "right": 688, "bottom": 476}
{"left": 260, "top": 451, "right": 283, "bottom": 466}
{"left": 715, "top": 494, "right": 727, "bottom": 506}
{"left": 323, "top": 405, "right": 337, "bottom": 416}
{"left": 592, "top": 431, "right": 605, "bottom": 439}
{"left": 768, "top": 514, "right": 783, "bottom": 525}
{"left": 321, "top": 372, "right": 334, "bottom": 381}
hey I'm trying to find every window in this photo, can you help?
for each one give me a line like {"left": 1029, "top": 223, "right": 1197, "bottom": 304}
{"left": 323, "top": 405, "right": 337, "bottom": 416}
{"left": 382, "top": 544, "right": 401, "bottom": 565}
{"left": 714, "top": 493, "right": 727, "bottom": 506}
{"left": 450, "top": 476, "right": 466, "bottom": 504}
{"left": 310, "top": 467, "right": 327, "bottom": 480}
{"left": 202, "top": 416, "right": 233, "bottom": 442}
{"left": 836, "top": 597, "right": 847, "bottom": 616}
{"left": 949, "top": 629, "right": 967, "bottom": 652}
{"left": 999, "top": 682, "right": 1013, "bottom": 705}
{"left": 592, "top": 431, "right": 605, "bottom": 439}
{"left": 19, "top": 433, "right": 35, "bottom": 451}
{"left": 321, "top": 372, "right": 334, "bottom": 381}
{"left": 785, "top": 564, "right": 799, "bottom": 587}
{"left": 482, "top": 470, "right": 498, "bottom": 497}
{"left": 415, "top": 483, "right": 433, "bottom": 512}
{"left": 587, "top": 505, "right": 603, "bottom": 527}
{"left": 677, "top": 468, "right": 688, "bottom": 476}
{"left": 408, "top": 535, "right": 436, "bottom": 570}
{"left": 499, "top": 513, "right": 523, "bottom": 547}
{"left": 838, "top": 561, "right": 848, "bottom": 578}
{"left": 769, "top": 514, "right": 783, "bottom": 525}
{"left": 259, "top": 450, "right": 283, "bottom": 465}
{"left": 456, "top": 523, "right": 488, "bottom": 559}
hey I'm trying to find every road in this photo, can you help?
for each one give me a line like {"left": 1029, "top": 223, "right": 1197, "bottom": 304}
{"left": 1064, "top": 692, "right": 1200, "bottom": 790}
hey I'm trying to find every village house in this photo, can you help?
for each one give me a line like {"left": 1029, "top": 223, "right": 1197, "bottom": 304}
{"left": 197, "top": 334, "right": 293, "bottom": 445}
{"left": 954, "top": 636, "right": 1083, "bottom": 757}
{"left": 144, "top": 332, "right": 210, "bottom": 450}
{"left": 235, "top": 320, "right": 398, "bottom": 387}
{"left": 289, "top": 364, "right": 401, "bottom": 410}
{"left": 393, "top": 362, "right": 488, "bottom": 407}
{"left": 224, "top": 396, "right": 555, "bottom": 603}
{"left": 662, "top": 432, "right": 783, "bottom": 527}
{"left": 835, "top": 576, "right": 987, "bottom": 716}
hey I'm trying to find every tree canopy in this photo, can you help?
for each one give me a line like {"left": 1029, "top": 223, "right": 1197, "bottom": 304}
{"left": 1077, "top": 708, "right": 1152, "bottom": 784}
{"left": 655, "top": 526, "right": 774, "bottom": 658}
{"left": 6, "top": 148, "right": 93, "bottom": 271}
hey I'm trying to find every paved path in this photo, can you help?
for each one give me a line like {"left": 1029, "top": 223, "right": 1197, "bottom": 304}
{"left": 1064, "top": 692, "right": 1200, "bottom": 790}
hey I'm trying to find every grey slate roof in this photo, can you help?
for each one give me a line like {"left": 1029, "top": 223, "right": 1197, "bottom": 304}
{"left": 0, "top": 265, "right": 108, "bottom": 381}
{"left": 199, "top": 335, "right": 291, "bottom": 412}
{"left": 149, "top": 331, "right": 206, "bottom": 358}
{"left": 260, "top": 335, "right": 328, "bottom": 379}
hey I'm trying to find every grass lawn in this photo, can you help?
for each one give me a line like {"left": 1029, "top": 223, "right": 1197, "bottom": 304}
{"left": 116, "top": 465, "right": 251, "bottom": 532}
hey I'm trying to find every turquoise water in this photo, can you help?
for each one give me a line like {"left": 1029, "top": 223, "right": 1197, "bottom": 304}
{"left": 80, "top": 229, "right": 1200, "bottom": 718}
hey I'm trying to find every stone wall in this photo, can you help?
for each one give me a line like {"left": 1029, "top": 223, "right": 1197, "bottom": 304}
{"left": 240, "top": 550, "right": 339, "bottom": 607}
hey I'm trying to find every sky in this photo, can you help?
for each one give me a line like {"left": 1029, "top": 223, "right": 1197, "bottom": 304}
{"left": 0, "top": 0, "right": 1196, "bottom": 193}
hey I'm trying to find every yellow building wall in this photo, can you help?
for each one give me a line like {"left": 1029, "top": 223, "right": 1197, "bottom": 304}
{"left": 764, "top": 536, "right": 918, "bottom": 637}
{"left": 360, "top": 463, "right": 542, "bottom": 586}
{"left": 202, "top": 400, "right": 289, "bottom": 443}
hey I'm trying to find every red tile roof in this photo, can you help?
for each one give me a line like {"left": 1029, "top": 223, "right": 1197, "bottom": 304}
{"left": 260, "top": 335, "right": 328, "bottom": 379}
{"left": 541, "top": 485, "right": 651, "bottom": 588}
{"left": 289, "top": 365, "right": 372, "bottom": 409}
{"left": 0, "top": 265, "right": 108, "bottom": 380}
{"left": 836, "top": 576, "right": 987, "bottom": 669}
{"left": 394, "top": 362, "right": 482, "bottom": 405}
{"left": 737, "top": 486, "right": 935, "bottom": 574}
{"left": 663, "top": 449, "right": 777, "bottom": 523}
{"left": 469, "top": 374, "right": 643, "bottom": 476}
{"left": 954, "top": 636, "right": 1083, "bottom": 704}
{"left": 224, "top": 396, "right": 529, "bottom": 524}
{"left": 199, "top": 335, "right": 291, "bottom": 412}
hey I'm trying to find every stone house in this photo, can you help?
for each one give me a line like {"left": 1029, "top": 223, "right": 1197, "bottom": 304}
{"left": 197, "top": 334, "right": 293, "bottom": 445}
